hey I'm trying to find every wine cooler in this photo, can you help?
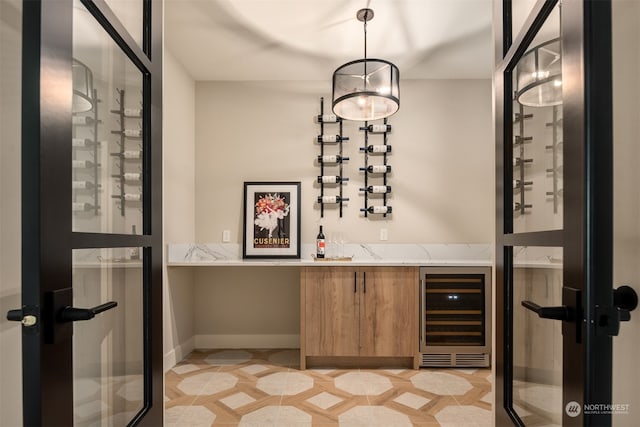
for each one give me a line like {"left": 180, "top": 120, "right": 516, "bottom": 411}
{"left": 419, "top": 266, "right": 491, "bottom": 367}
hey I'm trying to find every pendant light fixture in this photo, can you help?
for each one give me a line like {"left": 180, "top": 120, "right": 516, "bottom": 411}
{"left": 332, "top": 8, "right": 400, "bottom": 121}
{"left": 515, "top": 38, "right": 562, "bottom": 107}
{"left": 72, "top": 59, "right": 95, "bottom": 113}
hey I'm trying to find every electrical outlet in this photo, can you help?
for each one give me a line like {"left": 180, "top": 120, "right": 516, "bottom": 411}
{"left": 222, "top": 230, "right": 231, "bottom": 242}
{"left": 380, "top": 228, "right": 388, "bottom": 241}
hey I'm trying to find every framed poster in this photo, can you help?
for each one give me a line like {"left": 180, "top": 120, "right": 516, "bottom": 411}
{"left": 243, "top": 181, "right": 301, "bottom": 259}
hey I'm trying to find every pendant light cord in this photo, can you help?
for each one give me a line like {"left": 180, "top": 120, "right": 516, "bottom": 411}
{"left": 363, "top": 13, "right": 368, "bottom": 60}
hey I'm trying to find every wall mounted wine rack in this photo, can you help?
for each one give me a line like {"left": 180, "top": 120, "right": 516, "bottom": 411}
{"left": 110, "top": 88, "right": 142, "bottom": 216}
{"left": 513, "top": 105, "right": 533, "bottom": 215}
{"left": 545, "top": 105, "right": 562, "bottom": 214}
{"left": 72, "top": 88, "right": 101, "bottom": 215}
{"left": 316, "top": 97, "right": 349, "bottom": 217}
{"left": 359, "top": 118, "right": 392, "bottom": 217}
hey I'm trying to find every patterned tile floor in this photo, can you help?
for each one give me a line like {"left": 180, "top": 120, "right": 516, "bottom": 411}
{"left": 165, "top": 349, "right": 493, "bottom": 426}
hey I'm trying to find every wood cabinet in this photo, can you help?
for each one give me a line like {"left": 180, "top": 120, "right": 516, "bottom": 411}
{"left": 301, "top": 266, "right": 419, "bottom": 369}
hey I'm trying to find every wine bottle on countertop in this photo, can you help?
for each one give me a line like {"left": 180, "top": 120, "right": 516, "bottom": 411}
{"left": 317, "top": 155, "right": 349, "bottom": 164}
{"left": 317, "top": 134, "right": 349, "bottom": 143}
{"left": 317, "top": 176, "right": 349, "bottom": 184}
{"left": 360, "top": 144, "right": 391, "bottom": 153}
{"left": 360, "top": 185, "right": 391, "bottom": 194}
{"left": 360, "top": 164, "right": 391, "bottom": 173}
{"left": 361, "top": 205, "right": 392, "bottom": 214}
{"left": 316, "top": 225, "right": 325, "bottom": 258}
{"left": 129, "top": 225, "right": 140, "bottom": 260}
{"left": 360, "top": 124, "right": 391, "bottom": 133}
{"left": 317, "top": 195, "right": 349, "bottom": 204}
{"left": 316, "top": 114, "right": 339, "bottom": 123}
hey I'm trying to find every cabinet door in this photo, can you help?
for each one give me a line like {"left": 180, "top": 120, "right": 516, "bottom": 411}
{"left": 304, "top": 267, "right": 359, "bottom": 356}
{"left": 360, "top": 267, "right": 418, "bottom": 357}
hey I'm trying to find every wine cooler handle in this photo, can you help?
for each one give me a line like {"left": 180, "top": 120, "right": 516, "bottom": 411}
{"left": 521, "top": 300, "right": 571, "bottom": 321}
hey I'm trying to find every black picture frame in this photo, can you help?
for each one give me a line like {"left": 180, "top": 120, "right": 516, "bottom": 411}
{"left": 242, "top": 181, "right": 301, "bottom": 259}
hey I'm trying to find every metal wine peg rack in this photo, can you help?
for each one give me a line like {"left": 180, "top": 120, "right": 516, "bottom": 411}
{"left": 110, "top": 88, "right": 142, "bottom": 216}
{"left": 359, "top": 118, "right": 392, "bottom": 217}
{"left": 72, "top": 88, "right": 101, "bottom": 215}
{"left": 513, "top": 105, "right": 533, "bottom": 214}
{"left": 545, "top": 105, "right": 562, "bottom": 213}
{"left": 316, "top": 97, "right": 349, "bottom": 217}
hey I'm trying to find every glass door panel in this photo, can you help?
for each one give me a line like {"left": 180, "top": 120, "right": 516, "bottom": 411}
{"left": 512, "top": 4, "right": 563, "bottom": 233}
{"left": 513, "top": 246, "right": 563, "bottom": 426}
{"left": 73, "top": 248, "right": 144, "bottom": 426}
{"left": 73, "top": 0, "right": 144, "bottom": 235}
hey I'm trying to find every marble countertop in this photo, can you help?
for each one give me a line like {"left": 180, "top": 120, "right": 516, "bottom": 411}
{"left": 166, "top": 243, "right": 494, "bottom": 267}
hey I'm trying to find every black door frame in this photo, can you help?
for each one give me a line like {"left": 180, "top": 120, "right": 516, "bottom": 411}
{"left": 494, "top": 0, "right": 613, "bottom": 425}
{"left": 21, "top": 0, "right": 163, "bottom": 425}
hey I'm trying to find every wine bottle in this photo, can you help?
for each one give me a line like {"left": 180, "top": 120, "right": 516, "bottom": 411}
{"left": 124, "top": 108, "right": 142, "bottom": 118}
{"left": 317, "top": 195, "right": 349, "bottom": 204}
{"left": 72, "top": 160, "right": 96, "bottom": 169}
{"left": 72, "top": 115, "right": 96, "bottom": 125}
{"left": 129, "top": 225, "right": 140, "bottom": 260}
{"left": 72, "top": 138, "right": 95, "bottom": 148}
{"left": 513, "top": 157, "right": 533, "bottom": 166}
{"left": 360, "top": 144, "right": 392, "bottom": 153}
{"left": 317, "top": 135, "right": 349, "bottom": 143}
{"left": 316, "top": 114, "right": 339, "bottom": 123}
{"left": 123, "top": 172, "right": 142, "bottom": 181}
{"left": 317, "top": 176, "right": 349, "bottom": 184}
{"left": 72, "top": 180, "right": 95, "bottom": 190}
{"left": 360, "top": 165, "right": 391, "bottom": 173}
{"left": 124, "top": 193, "right": 141, "bottom": 202}
{"left": 317, "top": 155, "right": 349, "bottom": 164}
{"left": 360, "top": 185, "right": 391, "bottom": 194}
{"left": 72, "top": 202, "right": 94, "bottom": 212}
{"left": 316, "top": 225, "right": 325, "bottom": 258}
{"left": 514, "top": 201, "right": 532, "bottom": 211}
{"left": 513, "top": 179, "right": 533, "bottom": 188}
{"left": 123, "top": 129, "right": 142, "bottom": 137}
{"left": 360, "top": 124, "right": 391, "bottom": 133}
{"left": 361, "top": 205, "right": 392, "bottom": 214}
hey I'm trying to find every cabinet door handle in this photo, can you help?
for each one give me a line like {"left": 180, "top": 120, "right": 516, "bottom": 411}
{"left": 363, "top": 272, "right": 366, "bottom": 293}
{"left": 354, "top": 271, "right": 357, "bottom": 293}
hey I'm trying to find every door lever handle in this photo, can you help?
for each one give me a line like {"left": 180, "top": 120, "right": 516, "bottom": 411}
{"left": 59, "top": 301, "right": 117, "bottom": 322}
{"left": 522, "top": 300, "right": 571, "bottom": 321}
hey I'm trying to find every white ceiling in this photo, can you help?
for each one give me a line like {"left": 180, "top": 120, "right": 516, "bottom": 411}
{"left": 164, "top": 0, "right": 494, "bottom": 81}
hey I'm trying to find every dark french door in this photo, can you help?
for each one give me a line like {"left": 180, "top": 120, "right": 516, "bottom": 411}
{"left": 494, "top": 0, "right": 638, "bottom": 426}
{"left": 6, "top": 0, "right": 163, "bottom": 425}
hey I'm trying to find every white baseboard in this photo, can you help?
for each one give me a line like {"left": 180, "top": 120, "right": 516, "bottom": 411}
{"left": 194, "top": 334, "right": 300, "bottom": 349}
{"left": 164, "top": 336, "right": 195, "bottom": 372}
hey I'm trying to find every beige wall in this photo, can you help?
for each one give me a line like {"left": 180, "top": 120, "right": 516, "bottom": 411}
{"left": 189, "top": 79, "right": 493, "bottom": 345}
{"left": 0, "top": 0, "right": 22, "bottom": 424}
{"left": 163, "top": 51, "right": 197, "bottom": 368}
{"left": 612, "top": 1, "right": 640, "bottom": 424}
{"left": 194, "top": 79, "right": 493, "bottom": 245}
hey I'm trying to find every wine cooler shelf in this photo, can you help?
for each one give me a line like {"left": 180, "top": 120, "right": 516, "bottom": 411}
{"left": 316, "top": 97, "right": 348, "bottom": 217}
{"left": 419, "top": 266, "right": 491, "bottom": 367}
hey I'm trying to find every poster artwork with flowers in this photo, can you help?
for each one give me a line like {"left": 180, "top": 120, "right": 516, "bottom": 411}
{"left": 243, "top": 182, "right": 301, "bottom": 258}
